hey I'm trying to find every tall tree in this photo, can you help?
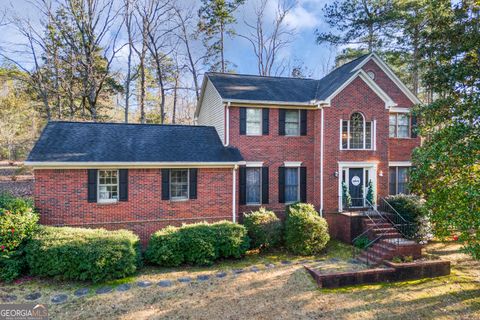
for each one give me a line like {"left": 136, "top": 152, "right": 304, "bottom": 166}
{"left": 410, "top": 0, "right": 480, "bottom": 258}
{"left": 316, "top": 0, "right": 396, "bottom": 52}
{"left": 239, "top": 0, "right": 295, "bottom": 76}
{"left": 198, "top": 0, "right": 245, "bottom": 72}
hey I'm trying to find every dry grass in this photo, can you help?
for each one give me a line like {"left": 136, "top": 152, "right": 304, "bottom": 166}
{"left": 2, "top": 241, "right": 480, "bottom": 320}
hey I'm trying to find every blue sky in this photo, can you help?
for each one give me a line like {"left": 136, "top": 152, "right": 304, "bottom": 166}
{"left": 0, "top": 0, "right": 340, "bottom": 79}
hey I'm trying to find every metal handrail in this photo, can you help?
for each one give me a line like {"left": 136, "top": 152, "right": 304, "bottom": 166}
{"left": 380, "top": 197, "right": 413, "bottom": 224}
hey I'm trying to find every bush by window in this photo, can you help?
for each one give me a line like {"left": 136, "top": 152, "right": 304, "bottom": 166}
{"left": 284, "top": 203, "right": 330, "bottom": 255}
{"left": 25, "top": 226, "right": 141, "bottom": 283}
{"left": 243, "top": 208, "right": 283, "bottom": 250}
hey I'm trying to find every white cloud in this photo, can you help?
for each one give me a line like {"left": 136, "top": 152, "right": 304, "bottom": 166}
{"left": 284, "top": 5, "right": 319, "bottom": 30}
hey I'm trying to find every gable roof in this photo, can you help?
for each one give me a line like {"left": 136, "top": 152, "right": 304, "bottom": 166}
{"left": 26, "top": 121, "right": 243, "bottom": 166}
{"left": 197, "top": 53, "right": 419, "bottom": 111}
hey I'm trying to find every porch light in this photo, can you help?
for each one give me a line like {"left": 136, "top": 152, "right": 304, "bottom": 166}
{"left": 379, "top": 170, "right": 384, "bottom": 177}
{"left": 334, "top": 171, "right": 339, "bottom": 177}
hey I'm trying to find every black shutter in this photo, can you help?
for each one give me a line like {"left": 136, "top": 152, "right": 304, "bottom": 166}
{"left": 279, "top": 109, "right": 286, "bottom": 135}
{"left": 411, "top": 115, "right": 418, "bottom": 138}
{"left": 239, "top": 166, "right": 246, "bottom": 205}
{"left": 262, "top": 108, "right": 269, "bottom": 135}
{"left": 300, "top": 166, "right": 307, "bottom": 203}
{"left": 300, "top": 110, "right": 307, "bottom": 135}
{"left": 161, "top": 169, "right": 170, "bottom": 200}
{"left": 239, "top": 107, "right": 247, "bottom": 135}
{"left": 87, "top": 169, "right": 97, "bottom": 203}
{"left": 278, "top": 166, "right": 285, "bottom": 203}
{"left": 119, "top": 169, "right": 128, "bottom": 201}
{"left": 261, "top": 166, "right": 269, "bottom": 204}
{"left": 189, "top": 168, "right": 197, "bottom": 199}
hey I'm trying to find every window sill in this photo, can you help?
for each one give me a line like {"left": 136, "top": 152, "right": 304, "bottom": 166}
{"left": 97, "top": 200, "right": 119, "bottom": 205}
{"left": 340, "top": 148, "right": 374, "bottom": 151}
{"left": 170, "top": 198, "right": 190, "bottom": 202}
{"left": 389, "top": 137, "right": 413, "bottom": 140}
{"left": 245, "top": 203, "right": 261, "bottom": 206}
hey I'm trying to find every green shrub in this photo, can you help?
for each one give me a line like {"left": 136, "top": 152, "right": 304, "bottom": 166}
{"left": 284, "top": 203, "right": 330, "bottom": 255}
{"left": 146, "top": 221, "right": 249, "bottom": 267}
{"left": 243, "top": 208, "right": 282, "bottom": 250}
{"left": 145, "top": 226, "right": 184, "bottom": 267}
{"left": 384, "top": 194, "right": 426, "bottom": 222}
{"left": 25, "top": 226, "right": 141, "bottom": 283}
{"left": 0, "top": 193, "right": 38, "bottom": 282}
{"left": 353, "top": 235, "right": 370, "bottom": 249}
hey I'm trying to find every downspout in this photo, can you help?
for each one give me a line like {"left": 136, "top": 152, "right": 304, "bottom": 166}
{"left": 225, "top": 102, "right": 231, "bottom": 146}
{"left": 319, "top": 104, "right": 324, "bottom": 216}
{"left": 232, "top": 164, "right": 237, "bottom": 223}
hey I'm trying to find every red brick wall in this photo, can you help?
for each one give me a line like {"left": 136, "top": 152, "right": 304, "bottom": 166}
{"left": 323, "top": 77, "right": 390, "bottom": 213}
{"left": 228, "top": 107, "right": 319, "bottom": 215}
{"left": 34, "top": 168, "right": 234, "bottom": 244}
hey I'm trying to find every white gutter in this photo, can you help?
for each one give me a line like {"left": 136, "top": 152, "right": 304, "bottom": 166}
{"left": 25, "top": 161, "right": 241, "bottom": 169}
{"left": 224, "top": 98, "right": 320, "bottom": 107}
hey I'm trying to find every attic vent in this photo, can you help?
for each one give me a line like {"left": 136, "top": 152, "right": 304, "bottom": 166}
{"left": 367, "top": 71, "right": 375, "bottom": 80}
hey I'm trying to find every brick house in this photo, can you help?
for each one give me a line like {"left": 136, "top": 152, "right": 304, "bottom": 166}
{"left": 26, "top": 53, "right": 420, "bottom": 243}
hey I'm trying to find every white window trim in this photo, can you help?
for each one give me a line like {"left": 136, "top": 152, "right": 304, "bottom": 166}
{"left": 284, "top": 166, "right": 301, "bottom": 204}
{"left": 389, "top": 161, "right": 412, "bottom": 167}
{"left": 284, "top": 161, "right": 302, "bottom": 167}
{"left": 245, "top": 161, "right": 264, "bottom": 167}
{"left": 284, "top": 109, "right": 301, "bottom": 136}
{"left": 340, "top": 114, "right": 374, "bottom": 150}
{"left": 246, "top": 108, "right": 262, "bottom": 136}
{"left": 389, "top": 113, "right": 411, "bottom": 139}
{"left": 170, "top": 169, "right": 190, "bottom": 201}
{"left": 97, "top": 169, "right": 119, "bottom": 204}
{"left": 245, "top": 166, "right": 262, "bottom": 206}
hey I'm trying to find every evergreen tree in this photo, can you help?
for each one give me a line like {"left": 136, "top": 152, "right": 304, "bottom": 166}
{"left": 198, "top": 0, "right": 245, "bottom": 72}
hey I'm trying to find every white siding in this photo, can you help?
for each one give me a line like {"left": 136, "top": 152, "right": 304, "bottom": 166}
{"left": 198, "top": 79, "right": 225, "bottom": 144}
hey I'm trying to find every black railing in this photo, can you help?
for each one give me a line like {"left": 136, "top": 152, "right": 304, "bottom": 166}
{"left": 378, "top": 197, "right": 418, "bottom": 240}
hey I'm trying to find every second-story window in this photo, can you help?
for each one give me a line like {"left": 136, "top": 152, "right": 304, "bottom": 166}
{"left": 389, "top": 113, "right": 410, "bottom": 138}
{"left": 341, "top": 112, "right": 373, "bottom": 150}
{"left": 246, "top": 108, "right": 262, "bottom": 135}
{"left": 285, "top": 110, "right": 300, "bottom": 136}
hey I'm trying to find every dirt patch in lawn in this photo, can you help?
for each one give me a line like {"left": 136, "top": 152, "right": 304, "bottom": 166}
{"left": 1, "top": 241, "right": 479, "bottom": 320}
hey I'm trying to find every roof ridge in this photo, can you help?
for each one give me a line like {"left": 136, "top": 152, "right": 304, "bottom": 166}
{"left": 322, "top": 53, "right": 371, "bottom": 75}
{"left": 206, "top": 72, "right": 316, "bottom": 81}
{"left": 48, "top": 120, "right": 213, "bottom": 128}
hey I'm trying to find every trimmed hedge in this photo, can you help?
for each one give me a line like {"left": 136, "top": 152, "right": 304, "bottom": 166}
{"left": 284, "top": 203, "right": 330, "bottom": 255}
{"left": 0, "top": 193, "right": 38, "bottom": 282}
{"left": 243, "top": 208, "right": 282, "bottom": 250}
{"left": 146, "top": 221, "right": 249, "bottom": 266}
{"left": 25, "top": 227, "right": 141, "bottom": 283}
{"left": 384, "top": 194, "right": 426, "bottom": 222}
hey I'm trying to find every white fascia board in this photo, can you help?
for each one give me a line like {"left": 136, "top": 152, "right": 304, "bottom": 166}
{"left": 323, "top": 70, "right": 397, "bottom": 108}
{"left": 389, "top": 161, "right": 412, "bottom": 167}
{"left": 353, "top": 53, "right": 422, "bottom": 105}
{"left": 224, "top": 99, "right": 319, "bottom": 108}
{"left": 24, "top": 161, "right": 240, "bottom": 169}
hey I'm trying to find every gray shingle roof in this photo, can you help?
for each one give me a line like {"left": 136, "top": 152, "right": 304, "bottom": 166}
{"left": 27, "top": 121, "right": 243, "bottom": 163}
{"left": 206, "top": 54, "right": 370, "bottom": 104}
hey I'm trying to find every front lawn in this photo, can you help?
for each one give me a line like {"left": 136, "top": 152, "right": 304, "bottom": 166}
{"left": 1, "top": 241, "right": 479, "bottom": 319}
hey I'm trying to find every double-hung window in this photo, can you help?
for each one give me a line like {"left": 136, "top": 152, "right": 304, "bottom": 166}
{"left": 285, "top": 110, "right": 300, "bottom": 136}
{"left": 341, "top": 112, "right": 373, "bottom": 150}
{"left": 389, "top": 167, "right": 409, "bottom": 195}
{"left": 285, "top": 167, "right": 300, "bottom": 203}
{"left": 170, "top": 169, "right": 189, "bottom": 200}
{"left": 246, "top": 108, "right": 262, "bottom": 135}
{"left": 246, "top": 167, "right": 261, "bottom": 205}
{"left": 98, "top": 170, "right": 119, "bottom": 203}
{"left": 389, "top": 113, "right": 410, "bottom": 138}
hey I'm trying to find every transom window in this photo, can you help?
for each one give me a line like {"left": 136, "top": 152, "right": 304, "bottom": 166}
{"left": 389, "top": 113, "right": 410, "bottom": 138}
{"left": 285, "top": 110, "right": 300, "bottom": 136}
{"left": 285, "top": 167, "right": 299, "bottom": 203}
{"left": 341, "top": 112, "right": 373, "bottom": 150}
{"left": 389, "top": 167, "right": 409, "bottom": 195}
{"left": 246, "top": 108, "right": 262, "bottom": 135}
{"left": 170, "top": 169, "right": 189, "bottom": 200}
{"left": 246, "top": 167, "right": 261, "bottom": 205}
{"left": 98, "top": 170, "right": 119, "bottom": 203}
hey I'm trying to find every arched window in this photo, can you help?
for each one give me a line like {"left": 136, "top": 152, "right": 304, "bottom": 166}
{"left": 350, "top": 113, "right": 364, "bottom": 149}
{"left": 341, "top": 112, "right": 373, "bottom": 150}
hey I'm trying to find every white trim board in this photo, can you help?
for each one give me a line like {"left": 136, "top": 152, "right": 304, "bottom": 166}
{"left": 353, "top": 53, "right": 421, "bottom": 105}
{"left": 25, "top": 161, "right": 240, "bottom": 169}
{"left": 284, "top": 161, "right": 303, "bottom": 167}
{"left": 389, "top": 161, "right": 412, "bottom": 167}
